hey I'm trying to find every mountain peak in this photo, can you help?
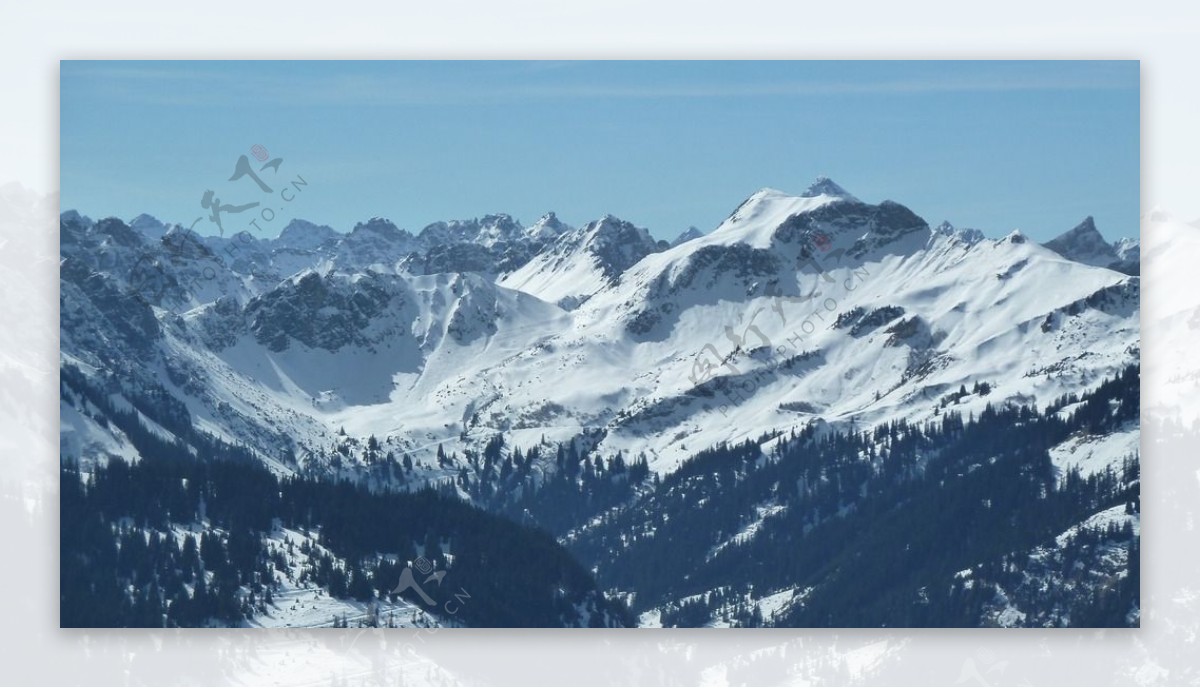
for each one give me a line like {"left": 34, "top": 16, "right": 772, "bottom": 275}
{"left": 934, "top": 220, "right": 985, "bottom": 246}
{"left": 1113, "top": 236, "right": 1139, "bottom": 260}
{"left": 352, "top": 217, "right": 404, "bottom": 235}
{"left": 60, "top": 209, "right": 93, "bottom": 229}
{"left": 129, "top": 213, "right": 163, "bottom": 227}
{"left": 276, "top": 219, "right": 340, "bottom": 246}
{"left": 714, "top": 183, "right": 870, "bottom": 249}
{"left": 750, "top": 187, "right": 788, "bottom": 199}
{"left": 586, "top": 214, "right": 641, "bottom": 239}
{"left": 418, "top": 214, "right": 523, "bottom": 249}
{"left": 347, "top": 217, "right": 417, "bottom": 248}
{"left": 128, "top": 213, "right": 171, "bottom": 240}
{"left": 525, "top": 212, "right": 570, "bottom": 241}
{"left": 474, "top": 213, "right": 523, "bottom": 246}
{"left": 339, "top": 217, "right": 418, "bottom": 266}
{"left": 671, "top": 226, "right": 705, "bottom": 247}
{"left": 497, "top": 214, "right": 662, "bottom": 308}
{"left": 1045, "top": 216, "right": 1112, "bottom": 259}
{"left": 1043, "top": 216, "right": 1137, "bottom": 274}
{"left": 801, "top": 176, "right": 858, "bottom": 201}
{"left": 480, "top": 212, "right": 517, "bottom": 225}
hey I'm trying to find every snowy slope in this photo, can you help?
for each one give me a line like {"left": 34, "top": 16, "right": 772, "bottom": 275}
{"left": 498, "top": 214, "right": 664, "bottom": 308}
{"left": 468, "top": 181, "right": 1136, "bottom": 471}
{"left": 60, "top": 178, "right": 1139, "bottom": 480}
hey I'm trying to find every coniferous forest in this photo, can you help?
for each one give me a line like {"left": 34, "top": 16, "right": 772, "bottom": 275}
{"left": 59, "top": 364, "right": 631, "bottom": 628}
{"left": 61, "top": 360, "right": 1138, "bottom": 628}
{"left": 569, "top": 365, "right": 1140, "bottom": 627}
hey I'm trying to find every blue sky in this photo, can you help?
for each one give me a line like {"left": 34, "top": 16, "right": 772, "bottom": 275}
{"left": 60, "top": 61, "right": 1139, "bottom": 242}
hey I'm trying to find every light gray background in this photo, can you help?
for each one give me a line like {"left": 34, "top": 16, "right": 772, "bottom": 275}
{"left": 1, "top": 2, "right": 1197, "bottom": 684}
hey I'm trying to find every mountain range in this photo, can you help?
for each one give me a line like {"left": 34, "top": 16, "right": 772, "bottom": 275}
{"left": 59, "top": 177, "right": 1140, "bottom": 628}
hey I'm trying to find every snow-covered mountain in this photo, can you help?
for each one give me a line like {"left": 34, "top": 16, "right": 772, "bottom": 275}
{"left": 59, "top": 178, "right": 1140, "bottom": 627}
{"left": 128, "top": 213, "right": 172, "bottom": 240}
{"left": 406, "top": 212, "right": 568, "bottom": 277}
{"left": 671, "top": 226, "right": 705, "bottom": 247}
{"left": 61, "top": 178, "right": 1139, "bottom": 477}
{"left": 181, "top": 212, "right": 574, "bottom": 287}
{"left": 498, "top": 214, "right": 665, "bottom": 308}
{"left": 1044, "top": 215, "right": 1139, "bottom": 275}
{"left": 276, "top": 218, "right": 341, "bottom": 251}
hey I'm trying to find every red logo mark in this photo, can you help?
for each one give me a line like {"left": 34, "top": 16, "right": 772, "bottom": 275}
{"left": 813, "top": 231, "right": 832, "bottom": 252}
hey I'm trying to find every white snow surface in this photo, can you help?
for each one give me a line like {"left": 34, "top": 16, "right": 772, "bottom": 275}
{"left": 62, "top": 180, "right": 1140, "bottom": 482}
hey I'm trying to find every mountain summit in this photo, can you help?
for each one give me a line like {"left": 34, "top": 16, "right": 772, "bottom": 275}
{"left": 671, "top": 226, "right": 705, "bottom": 247}
{"left": 1044, "top": 216, "right": 1138, "bottom": 275}
{"left": 498, "top": 214, "right": 663, "bottom": 308}
{"left": 801, "top": 176, "right": 858, "bottom": 201}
